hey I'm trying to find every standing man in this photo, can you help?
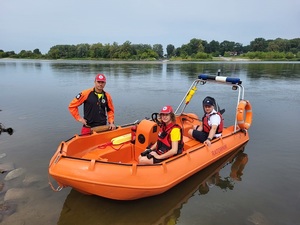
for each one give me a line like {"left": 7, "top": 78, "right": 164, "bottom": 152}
{"left": 69, "top": 74, "right": 116, "bottom": 134}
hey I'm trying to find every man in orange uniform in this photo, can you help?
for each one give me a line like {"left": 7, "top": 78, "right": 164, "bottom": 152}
{"left": 69, "top": 74, "right": 116, "bottom": 134}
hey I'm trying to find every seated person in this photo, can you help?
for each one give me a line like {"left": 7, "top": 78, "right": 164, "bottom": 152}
{"left": 138, "top": 105, "right": 183, "bottom": 165}
{"left": 188, "top": 97, "right": 223, "bottom": 146}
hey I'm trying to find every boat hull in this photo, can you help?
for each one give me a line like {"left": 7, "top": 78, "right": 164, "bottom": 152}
{"left": 49, "top": 116, "right": 249, "bottom": 200}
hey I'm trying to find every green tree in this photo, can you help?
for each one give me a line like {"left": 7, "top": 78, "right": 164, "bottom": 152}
{"left": 233, "top": 43, "right": 243, "bottom": 54}
{"left": 90, "top": 43, "right": 102, "bottom": 58}
{"left": 289, "top": 38, "right": 300, "bottom": 53}
{"left": 10, "top": 36, "right": 299, "bottom": 60}
{"left": 132, "top": 44, "right": 154, "bottom": 59}
{"left": 119, "top": 41, "right": 136, "bottom": 59}
{"left": 137, "top": 49, "right": 158, "bottom": 60}
{"left": 133, "top": 44, "right": 152, "bottom": 53}
{"left": 219, "top": 41, "right": 235, "bottom": 56}
{"left": 108, "top": 42, "right": 120, "bottom": 58}
{"left": 67, "top": 45, "right": 77, "bottom": 58}
{"left": 47, "top": 45, "right": 72, "bottom": 58}
{"left": 76, "top": 43, "right": 90, "bottom": 58}
{"left": 153, "top": 44, "right": 163, "bottom": 58}
{"left": 102, "top": 44, "right": 111, "bottom": 58}
{"left": 195, "top": 52, "right": 211, "bottom": 59}
{"left": 250, "top": 38, "right": 268, "bottom": 52}
{"left": 19, "top": 50, "right": 33, "bottom": 58}
{"left": 47, "top": 47, "right": 60, "bottom": 59}
{"left": 242, "top": 45, "right": 251, "bottom": 54}
{"left": 33, "top": 48, "right": 41, "bottom": 55}
{"left": 187, "top": 38, "right": 204, "bottom": 55}
{"left": 285, "top": 52, "right": 295, "bottom": 59}
{"left": 267, "top": 38, "right": 290, "bottom": 52}
{"left": 206, "top": 40, "right": 220, "bottom": 56}
{"left": 166, "top": 44, "right": 175, "bottom": 58}
{"left": 0, "top": 50, "right": 5, "bottom": 58}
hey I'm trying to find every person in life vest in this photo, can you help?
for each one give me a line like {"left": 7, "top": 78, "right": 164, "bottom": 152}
{"left": 138, "top": 105, "right": 183, "bottom": 165}
{"left": 188, "top": 97, "right": 223, "bottom": 146}
{"left": 69, "top": 74, "right": 116, "bottom": 135}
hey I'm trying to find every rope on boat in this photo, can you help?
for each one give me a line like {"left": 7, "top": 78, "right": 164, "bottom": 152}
{"left": 98, "top": 141, "right": 130, "bottom": 151}
{"left": 48, "top": 174, "right": 64, "bottom": 192}
{"left": 98, "top": 133, "right": 132, "bottom": 150}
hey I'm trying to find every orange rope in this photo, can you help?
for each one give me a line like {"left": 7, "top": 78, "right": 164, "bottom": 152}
{"left": 98, "top": 142, "right": 113, "bottom": 149}
{"left": 48, "top": 174, "right": 64, "bottom": 192}
{"left": 98, "top": 141, "right": 131, "bottom": 150}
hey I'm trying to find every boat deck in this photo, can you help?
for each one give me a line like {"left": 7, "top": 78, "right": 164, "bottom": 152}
{"left": 79, "top": 125, "right": 235, "bottom": 164}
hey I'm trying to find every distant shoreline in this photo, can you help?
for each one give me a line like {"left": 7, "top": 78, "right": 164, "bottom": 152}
{"left": 1, "top": 57, "right": 299, "bottom": 63}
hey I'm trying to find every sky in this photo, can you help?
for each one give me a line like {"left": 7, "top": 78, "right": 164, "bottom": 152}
{"left": 1, "top": 0, "right": 299, "bottom": 54}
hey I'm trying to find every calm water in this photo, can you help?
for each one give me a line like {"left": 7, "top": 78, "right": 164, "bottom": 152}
{"left": 0, "top": 59, "right": 300, "bottom": 225}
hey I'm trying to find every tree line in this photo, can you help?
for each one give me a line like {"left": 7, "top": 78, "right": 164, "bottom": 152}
{"left": 1, "top": 37, "right": 299, "bottom": 61}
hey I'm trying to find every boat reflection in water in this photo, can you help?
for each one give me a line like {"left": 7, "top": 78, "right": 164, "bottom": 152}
{"left": 57, "top": 145, "right": 249, "bottom": 225}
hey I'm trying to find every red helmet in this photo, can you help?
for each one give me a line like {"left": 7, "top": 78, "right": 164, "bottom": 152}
{"left": 95, "top": 74, "right": 106, "bottom": 82}
{"left": 160, "top": 105, "right": 173, "bottom": 114}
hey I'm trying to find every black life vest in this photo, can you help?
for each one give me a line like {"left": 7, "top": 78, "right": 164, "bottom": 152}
{"left": 84, "top": 90, "right": 110, "bottom": 127}
{"left": 202, "top": 112, "right": 223, "bottom": 134}
{"left": 156, "top": 123, "right": 183, "bottom": 155}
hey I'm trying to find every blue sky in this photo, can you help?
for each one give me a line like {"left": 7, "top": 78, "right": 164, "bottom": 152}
{"left": 1, "top": 0, "right": 299, "bottom": 54}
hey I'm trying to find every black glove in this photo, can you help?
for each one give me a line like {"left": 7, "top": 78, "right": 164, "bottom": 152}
{"left": 141, "top": 148, "right": 152, "bottom": 156}
{"left": 146, "top": 154, "right": 154, "bottom": 159}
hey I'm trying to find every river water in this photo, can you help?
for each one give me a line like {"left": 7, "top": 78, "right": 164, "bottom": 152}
{"left": 0, "top": 59, "right": 299, "bottom": 225}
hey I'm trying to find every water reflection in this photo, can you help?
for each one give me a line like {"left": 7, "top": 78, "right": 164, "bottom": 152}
{"left": 48, "top": 61, "right": 300, "bottom": 82}
{"left": 246, "top": 63, "right": 300, "bottom": 79}
{"left": 57, "top": 145, "right": 249, "bottom": 225}
{"left": 50, "top": 62, "right": 164, "bottom": 77}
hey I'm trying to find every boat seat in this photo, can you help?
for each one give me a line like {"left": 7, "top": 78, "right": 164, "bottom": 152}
{"left": 134, "top": 119, "right": 158, "bottom": 159}
{"left": 182, "top": 135, "right": 200, "bottom": 149}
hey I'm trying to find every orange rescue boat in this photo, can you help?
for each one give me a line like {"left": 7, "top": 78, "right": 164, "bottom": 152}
{"left": 48, "top": 73, "right": 252, "bottom": 200}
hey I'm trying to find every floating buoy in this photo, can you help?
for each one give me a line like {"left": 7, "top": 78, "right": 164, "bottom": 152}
{"left": 237, "top": 100, "right": 252, "bottom": 130}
